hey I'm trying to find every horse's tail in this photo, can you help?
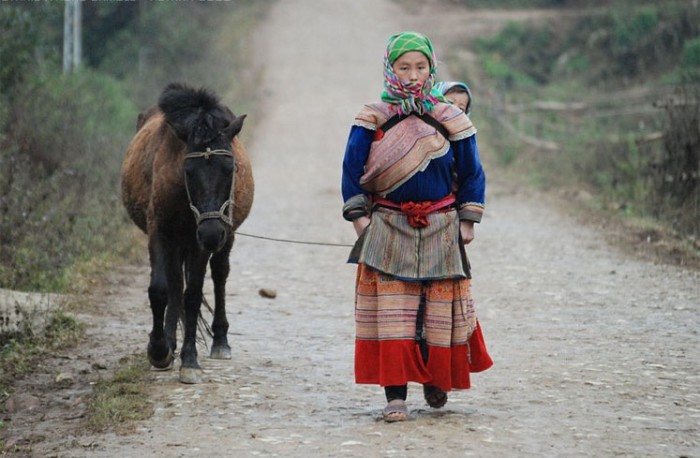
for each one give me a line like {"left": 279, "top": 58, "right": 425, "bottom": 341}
{"left": 198, "top": 297, "right": 214, "bottom": 341}
{"left": 175, "top": 303, "right": 213, "bottom": 349}
{"left": 180, "top": 258, "right": 214, "bottom": 347}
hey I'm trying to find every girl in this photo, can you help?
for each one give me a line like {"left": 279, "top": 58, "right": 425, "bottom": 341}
{"left": 341, "top": 31, "right": 492, "bottom": 422}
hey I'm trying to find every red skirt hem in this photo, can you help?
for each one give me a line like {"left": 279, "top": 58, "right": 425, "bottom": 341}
{"left": 355, "top": 321, "right": 493, "bottom": 392}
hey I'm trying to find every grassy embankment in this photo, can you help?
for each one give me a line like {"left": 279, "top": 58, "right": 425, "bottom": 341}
{"left": 446, "top": 1, "right": 699, "bottom": 265}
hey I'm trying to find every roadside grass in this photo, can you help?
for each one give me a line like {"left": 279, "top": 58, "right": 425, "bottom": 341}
{"left": 477, "top": 112, "right": 700, "bottom": 266}
{"left": 0, "top": 311, "right": 84, "bottom": 406}
{"left": 64, "top": 226, "right": 147, "bottom": 305}
{"left": 85, "top": 354, "right": 153, "bottom": 433}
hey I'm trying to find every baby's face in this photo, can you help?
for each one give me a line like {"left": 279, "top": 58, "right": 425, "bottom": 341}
{"left": 445, "top": 91, "right": 469, "bottom": 113}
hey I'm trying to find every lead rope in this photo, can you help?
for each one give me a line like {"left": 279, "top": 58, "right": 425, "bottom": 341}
{"left": 184, "top": 148, "right": 354, "bottom": 247}
{"left": 234, "top": 231, "right": 353, "bottom": 247}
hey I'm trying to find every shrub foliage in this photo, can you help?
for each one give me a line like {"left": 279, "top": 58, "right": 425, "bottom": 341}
{"left": 468, "top": 1, "right": 699, "bottom": 239}
{"left": 0, "top": 1, "right": 264, "bottom": 291}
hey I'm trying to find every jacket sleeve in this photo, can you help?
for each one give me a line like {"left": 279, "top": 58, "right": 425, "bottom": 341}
{"left": 341, "top": 125, "right": 374, "bottom": 221}
{"left": 452, "top": 134, "right": 486, "bottom": 223}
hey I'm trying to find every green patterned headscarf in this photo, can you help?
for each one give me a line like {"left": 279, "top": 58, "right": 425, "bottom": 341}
{"left": 380, "top": 31, "right": 446, "bottom": 115}
{"left": 386, "top": 31, "right": 434, "bottom": 68}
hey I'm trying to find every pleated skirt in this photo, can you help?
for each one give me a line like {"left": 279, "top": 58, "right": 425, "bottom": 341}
{"left": 354, "top": 263, "right": 493, "bottom": 391}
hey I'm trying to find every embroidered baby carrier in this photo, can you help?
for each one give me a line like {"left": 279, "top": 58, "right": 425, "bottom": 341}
{"left": 354, "top": 101, "right": 475, "bottom": 197}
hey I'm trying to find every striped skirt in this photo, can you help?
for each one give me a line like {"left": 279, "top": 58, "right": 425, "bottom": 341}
{"left": 354, "top": 263, "right": 492, "bottom": 391}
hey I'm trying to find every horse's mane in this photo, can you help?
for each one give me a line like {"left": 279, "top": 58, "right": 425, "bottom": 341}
{"left": 158, "top": 82, "right": 234, "bottom": 144}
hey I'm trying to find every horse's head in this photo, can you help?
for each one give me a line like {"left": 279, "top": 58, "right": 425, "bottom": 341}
{"left": 159, "top": 83, "right": 246, "bottom": 253}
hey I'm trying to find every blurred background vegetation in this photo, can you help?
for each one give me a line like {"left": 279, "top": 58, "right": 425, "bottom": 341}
{"left": 0, "top": 1, "right": 269, "bottom": 292}
{"left": 0, "top": 0, "right": 698, "bottom": 294}
{"left": 447, "top": 0, "right": 699, "bottom": 257}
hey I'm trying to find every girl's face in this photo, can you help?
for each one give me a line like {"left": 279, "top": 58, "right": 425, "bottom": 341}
{"left": 392, "top": 51, "right": 430, "bottom": 87}
{"left": 445, "top": 91, "right": 470, "bottom": 113}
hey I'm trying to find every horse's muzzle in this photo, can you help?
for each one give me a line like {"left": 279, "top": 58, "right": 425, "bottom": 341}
{"left": 196, "top": 219, "right": 228, "bottom": 253}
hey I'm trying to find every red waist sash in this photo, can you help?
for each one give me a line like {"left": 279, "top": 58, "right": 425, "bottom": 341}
{"left": 372, "top": 194, "right": 456, "bottom": 228}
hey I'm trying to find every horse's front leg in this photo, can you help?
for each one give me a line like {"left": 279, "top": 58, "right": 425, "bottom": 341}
{"left": 147, "top": 234, "right": 180, "bottom": 370}
{"left": 209, "top": 238, "right": 233, "bottom": 360}
{"left": 163, "top": 246, "right": 186, "bottom": 356}
{"left": 179, "top": 252, "right": 209, "bottom": 384}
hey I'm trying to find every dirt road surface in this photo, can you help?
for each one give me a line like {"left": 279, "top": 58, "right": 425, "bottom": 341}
{"left": 4, "top": 0, "right": 699, "bottom": 457}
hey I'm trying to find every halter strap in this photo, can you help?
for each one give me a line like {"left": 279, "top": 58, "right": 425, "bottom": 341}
{"left": 189, "top": 200, "right": 233, "bottom": 226}
{"left": 184, "top": 147, "right": 234, "bottom": 160}
{"left": 183, "top": 147, "right": 235, "bottom": 227}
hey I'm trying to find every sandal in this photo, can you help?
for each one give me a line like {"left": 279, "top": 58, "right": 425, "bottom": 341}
{"left": 382, "top": 399, "right": 409, "bottom": 422}
{"left": 423, "top": 385, "right": 448, "bottom": 409}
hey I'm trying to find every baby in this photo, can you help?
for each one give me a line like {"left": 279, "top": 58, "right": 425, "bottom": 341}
{"left": 435, "top": 81, "right": 472, "bottom": 115}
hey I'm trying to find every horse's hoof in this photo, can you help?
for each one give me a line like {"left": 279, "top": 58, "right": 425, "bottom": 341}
{"left": 150, "top": 359, "right": 174, "bottom": 372}
{"left": 149, "top": 348, "right": 174, "bottom": 370}
{"left": 179, "top": 367, "right": 203, "bottom": 384}
{"left": 210, "top": 346, "right": 232, "bottom": 360}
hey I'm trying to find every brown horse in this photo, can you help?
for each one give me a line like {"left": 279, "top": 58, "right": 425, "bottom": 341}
{"left": 121, "top": 83, "right": 254, "bottom": 383}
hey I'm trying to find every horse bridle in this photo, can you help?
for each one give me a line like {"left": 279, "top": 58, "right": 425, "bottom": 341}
{"left": 183, "top": 147, "right": 236, "bottom": 227}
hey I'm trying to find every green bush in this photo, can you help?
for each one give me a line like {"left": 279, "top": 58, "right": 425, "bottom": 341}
{"left": 0, "top": 4, "right": 62, "bottom": 95}
{"left": 475, "top": 3, "right": 699, "bottom": 87}
{"left": 476, "top": 20, "right": 581, "bottom": 85}
{"left": 475, "top": 21, "right": 525, "bottom": 54}
{"left": 8, "top": 70, "right": 135, "bottom": 170}
{"left": 0, "top": 70, "right": 136, "bottom": 291}
{"left": 613, "top": 6, "right": 659, "bottom": 48}
{"left": 682, "top": 38, "right": 700, "bottom": 68}
{"left": 475, "top": 21, "right": 552, "bottom": 86}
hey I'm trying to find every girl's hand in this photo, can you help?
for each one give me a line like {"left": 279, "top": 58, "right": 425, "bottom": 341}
{"left": 460, "top": 220, "right": 475, "bottom": 245}
{"left": 352, "top": 216, "right": 371, "bottom": 237}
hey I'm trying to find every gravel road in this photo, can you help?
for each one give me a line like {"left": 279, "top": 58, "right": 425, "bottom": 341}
{"left": 3, "top": 1, "right": 698, "bottom": 457}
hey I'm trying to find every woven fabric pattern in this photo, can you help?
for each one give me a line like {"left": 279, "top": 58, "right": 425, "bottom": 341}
{"left": 354, "top": 102, "right": 475, "bottom": 196}
{"left": 353, "top": 263, "right": 492, "bottom": 391}
{"left": 354, "top": 207, "right": 469, "bottom": 280}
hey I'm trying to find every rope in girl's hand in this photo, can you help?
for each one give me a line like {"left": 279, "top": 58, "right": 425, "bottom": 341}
{"left": 234, "top": 231, "right": 354, "bottom": 247}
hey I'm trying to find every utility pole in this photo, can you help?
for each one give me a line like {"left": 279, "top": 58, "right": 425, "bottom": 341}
{"left": 62, "top": 0, "right": 82, "bottom": 74}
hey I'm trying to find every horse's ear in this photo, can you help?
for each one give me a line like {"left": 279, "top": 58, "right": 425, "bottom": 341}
{"left": 224, "top": 114, "right": 246, "bottom": 140}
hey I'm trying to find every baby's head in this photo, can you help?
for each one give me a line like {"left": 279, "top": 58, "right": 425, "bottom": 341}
{"left": 435, "top": 82, "right": 472, "bottom": 115}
